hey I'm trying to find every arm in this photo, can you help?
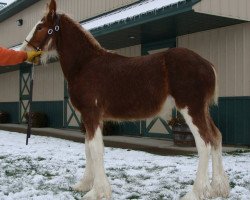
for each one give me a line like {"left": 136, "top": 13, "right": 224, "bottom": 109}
{"left": 0, "top": 47, "right": 27, "bottom": 66}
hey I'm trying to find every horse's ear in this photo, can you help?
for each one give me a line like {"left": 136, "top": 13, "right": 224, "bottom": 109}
{"left": 49, "top": 0, "right": 57, "bottom": 13}
{"left": 46, "top": 0, "right": 57, "bottom": 21}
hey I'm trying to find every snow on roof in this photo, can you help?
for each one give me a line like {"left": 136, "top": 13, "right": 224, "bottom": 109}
{"left": 0, "top": 2, "right": 7, "bottom": 10}
{"left": 81, "top": 0, "right": 186, "bottom": 30}
{"left": 11, "top": 44, "right": 21, "bottom": 51}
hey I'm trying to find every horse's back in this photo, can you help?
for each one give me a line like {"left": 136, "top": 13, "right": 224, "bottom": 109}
{"left": 100, "top": 52, "right": 169, "bottom": 119}
{"left": 164, "top": 47, "right": 216, "bottom": 108}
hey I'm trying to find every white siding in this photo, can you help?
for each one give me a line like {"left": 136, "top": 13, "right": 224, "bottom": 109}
{"left": 0, "top": 71, "right": 19, "bottom": 102}
{"left": 33, "top": 62, "right": 64, "bottom": 101}
{"left": 115, "top": 44, "right": 141, "bottom": 57}
{"left": 193, "top": 0, "right": 250, "bottom": 21}
{"left": 177, "top": 22, "right": 250, "bottom": 97}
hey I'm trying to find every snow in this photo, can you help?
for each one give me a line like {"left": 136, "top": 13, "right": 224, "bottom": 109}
{"left": 0, "top": 0, "right": 16, "bottom": 5}
{"left": 0, "top": 130, "right": 249, "bottom": 200}
{"left": 82, "top": 0, "right": 186, "bottom": 30}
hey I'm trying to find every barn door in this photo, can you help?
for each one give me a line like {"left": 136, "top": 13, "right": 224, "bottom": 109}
{"left": 64, "top": 80, "right": 81, "bottom": 128}
{"left": 141, "top": 39, "right": 176, "bottom": 139}
{"left": 19, "top": 63, "right": 32, "bottom": 123}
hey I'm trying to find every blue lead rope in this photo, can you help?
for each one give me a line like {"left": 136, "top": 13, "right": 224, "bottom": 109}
{"left": 26, "top": 64, "right": 35, "bottom": 145}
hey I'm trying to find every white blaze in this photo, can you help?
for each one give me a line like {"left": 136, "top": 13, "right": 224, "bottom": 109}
{"left": 20, "top": 21, "right": 42, "bottom": 51}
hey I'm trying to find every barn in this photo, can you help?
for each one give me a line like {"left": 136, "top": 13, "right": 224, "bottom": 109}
{"left": 0, "top": 0, "right": 249, "bottom": 146}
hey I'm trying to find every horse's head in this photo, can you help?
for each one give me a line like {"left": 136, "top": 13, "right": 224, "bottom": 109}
{"left": 21, "top": 0, "right": 59, "bottom": 63}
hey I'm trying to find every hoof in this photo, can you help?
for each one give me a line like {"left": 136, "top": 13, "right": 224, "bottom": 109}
{"left": 72, "top": 179, "right": 93, "bottom": 192}
{"left": 181, "top": 191, "right": 198, "bottom": 200}
{"left": 210, "top": 174, "right": 230, "bottom": 198}
{"left": 181, "top": 182, "right": 212, "bottom": 200}
{"left": 82, "top": 187, "right": 111, "bottom": 200}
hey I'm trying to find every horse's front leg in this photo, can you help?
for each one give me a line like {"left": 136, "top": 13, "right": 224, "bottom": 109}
{"left": 82, "top": 121, "right": 111, "bottom": 200}
{"left": 73, "top": 139, "right": 94, "bottom": 192}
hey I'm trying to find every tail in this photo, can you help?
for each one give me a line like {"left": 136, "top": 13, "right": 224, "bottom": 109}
{"left": 211, "top": 65, "right": 219, "bottom": 105}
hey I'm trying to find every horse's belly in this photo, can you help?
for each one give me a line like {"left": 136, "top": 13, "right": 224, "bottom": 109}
{"left": 104, "top": 88, "right": 170, "bottom": 120}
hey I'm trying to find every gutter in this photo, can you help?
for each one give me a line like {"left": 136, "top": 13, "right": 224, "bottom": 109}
{"left": 86, "top": 0, "right": 201, "bottom": 37}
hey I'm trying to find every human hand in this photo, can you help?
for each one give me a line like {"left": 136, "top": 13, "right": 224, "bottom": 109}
{"left": 26, "top": 50, "right": 43, "bottom": 64}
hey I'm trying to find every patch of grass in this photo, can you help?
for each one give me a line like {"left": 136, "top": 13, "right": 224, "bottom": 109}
{"left": 157, "top": 194, "right": 166, "bottom": 200}
{"left": 5, "top": 169, "right": 17, "bottom": 177}
{"left": 138, "top": 174, "right": 151, "bottom": 180}
{"left": 43, "top": 171, "right": 57, "bottom": 178}
{"left": 37, "top": 157, "right": 46, "bottom": 161}
{"left": 127, "top": 194, "right": 140, "bottom": 199}
{"left": 145, "top": 166, "right": 165, "bottom": 173}
{"left": 0, "top": 155, "right": 7, "bottom": 160}
{"left": 230, "top": 181, "right": 236, "bottom": 188}
{"left": 226, "top": 149, "right": 250, "bottom": 155}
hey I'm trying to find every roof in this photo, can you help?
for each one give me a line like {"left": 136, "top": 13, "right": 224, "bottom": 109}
{"left": 0, "top": 0, "right": 39, "bottom": 22}
{"left": 0, "top": 2, "right": 7, "bottom": 10}
{"left": 82, "top": 0, "right": 186, "bottom": 30}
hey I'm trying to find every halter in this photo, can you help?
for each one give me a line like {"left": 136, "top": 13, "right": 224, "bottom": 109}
{"left": 25, "top": 14, "right": 61, "bottom": 51}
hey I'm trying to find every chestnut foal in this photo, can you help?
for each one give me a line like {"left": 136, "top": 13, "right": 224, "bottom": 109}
{"left": 21, "top": 0, "right": 230, "bottom": 199}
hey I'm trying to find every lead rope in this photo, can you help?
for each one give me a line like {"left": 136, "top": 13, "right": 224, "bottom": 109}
{"left": 26, "top": 63, "right": 35, "bottom": 145}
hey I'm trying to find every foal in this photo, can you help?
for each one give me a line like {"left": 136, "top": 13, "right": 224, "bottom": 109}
{"left": 21, "top": 0, "right": 230, "bottom": 199}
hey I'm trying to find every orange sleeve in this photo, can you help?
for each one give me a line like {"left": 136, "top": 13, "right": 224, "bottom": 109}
{"left": 0, "top": 47, "right": 28, "bottom": 66}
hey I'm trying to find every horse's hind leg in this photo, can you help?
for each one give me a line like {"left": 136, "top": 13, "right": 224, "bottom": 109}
{"left": 210, "top": 120, "right": 230, "bottom": 198}
{"left": 180, "top": 107, "right": 212, "bottom": 200}
{"left": 81, "top": 115, "right": 111, "bottom": 200}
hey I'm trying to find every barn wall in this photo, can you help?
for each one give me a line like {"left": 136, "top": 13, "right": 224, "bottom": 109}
{"left": 115, "top": 44, "right": 141, "bottom": 57}
{"left": 193, "top": 0, "right": 250, "bottom": 21}
{"left": 177, "top": 22, "right": 250, "bottom": 145}
{"left": 178, "top": 22, "right": 250, "bottom": 97}
{"left": 0, "top": 0, "right": 138, "bottom": 48}
{"left": 0, "top": 71, "right": 19, "bottom": 102}
{"left": 0, "top": 71, "right": 19, "bottom": 123}
{"left": 33, "top": 62, "right": 64, "bottom": 101}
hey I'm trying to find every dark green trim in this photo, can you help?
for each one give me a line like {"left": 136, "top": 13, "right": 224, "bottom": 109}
{"left": 210, "top": 96, "right": 250, "bottom": 146}
{"left": 66, "top": 101, "right": 81, "bottom": 127}
{"left": 19, "top": 63, "right": 32, "bottom": 123}
{"left": 90, "top": 0, "right": 200, "bottom": 37}
{"left": 117, "top": 121, "right": 141, "bottom": 136}
{"left": 31, "top": 101, "right": 64, "bottom": 128}
{"left": 0, "top": 102, "right": 19, "bottom": 123}
{"left": 0, "top": 0, "right": 40, "bottom": 22}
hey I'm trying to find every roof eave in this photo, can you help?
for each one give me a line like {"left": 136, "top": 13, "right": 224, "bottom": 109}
{"left": 0, "top": 0, "right": 40, "bottom": 23}
{"left": 89, "top": 0, "right": 201, "bottom": 37}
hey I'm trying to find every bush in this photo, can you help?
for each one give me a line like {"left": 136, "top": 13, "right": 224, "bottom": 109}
{"left": 25, "top": 112, "right": 48, "bottom": 128}
{"left": 0, "top": 111, "right": 9, "bottom": 123}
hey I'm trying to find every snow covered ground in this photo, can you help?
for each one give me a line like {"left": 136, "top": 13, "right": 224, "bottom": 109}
{"left": 0, "top": 130, "right": 249, "bottom": 200}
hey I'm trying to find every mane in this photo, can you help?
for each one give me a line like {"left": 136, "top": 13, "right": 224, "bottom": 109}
{"left": 62, "top": 14, "right": 105, "bottom": 51}
{"left": 40, "top": 13, "right": 106, "bottom": 64}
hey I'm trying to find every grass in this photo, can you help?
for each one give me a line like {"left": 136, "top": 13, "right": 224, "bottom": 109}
{"left": 226, "top": 149, "right": 250, "bottom": 155}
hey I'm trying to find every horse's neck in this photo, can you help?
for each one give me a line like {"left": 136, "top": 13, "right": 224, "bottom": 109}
{"left": 57, "top": 15, "right": 104, "bottom": 81}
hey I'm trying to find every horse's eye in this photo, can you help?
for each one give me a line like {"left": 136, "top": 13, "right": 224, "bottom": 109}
{"left": 37, "top": 26, "right": 42, "bottom": 31}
